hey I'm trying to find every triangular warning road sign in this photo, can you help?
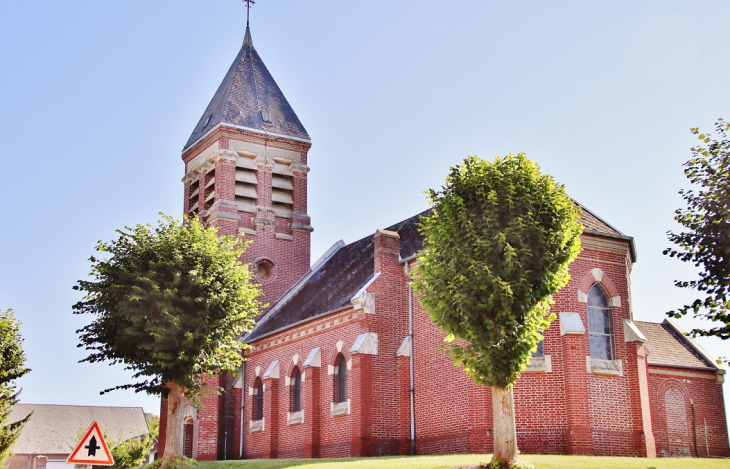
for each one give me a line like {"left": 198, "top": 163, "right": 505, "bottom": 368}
{"left": 67, "top": 421, "right": 114, "bottom": 466}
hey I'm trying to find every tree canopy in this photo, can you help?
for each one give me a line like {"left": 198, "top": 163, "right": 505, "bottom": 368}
{"left": 73, "top": 215, "right": 261, "bottom": 399}
{"left": 413, "top": 154, "right": 582, "bottom": 466}
{"left": 144, "top": 413, "right": 160, "bottom": 440}
{"left": 0, "top": 308, "right": 31, "bottom": 465}
{"left": 73, "top": 215, "right": 261, "bottom": 460}
{"left": 665, "top": 119, "right": 730, "bottom": 342}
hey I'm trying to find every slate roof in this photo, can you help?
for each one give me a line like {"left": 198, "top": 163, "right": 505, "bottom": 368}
{"left": 8, "top": 404, "right": 149, "bottom": 455}
{"left": 636, "top": 320, "right": 718, "bottom": 370}
{"left": 184, "top": 26, "right": 310, "bottom": 150}
{"left": 245, "top": 205, "right": 627, "bottom": 343}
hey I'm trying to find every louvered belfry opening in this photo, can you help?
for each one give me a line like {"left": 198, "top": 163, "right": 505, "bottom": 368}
{"left": 271, "top": 158, "right": 294, "bottom": 218}
{"left": 203, "top": 163, "right": 216, "bottom": 212}
{"left": 188, "top": 173, "right": 200, "bottom": 216}
{"left": 235, "top": 152, "right": 258, "bottom": 213}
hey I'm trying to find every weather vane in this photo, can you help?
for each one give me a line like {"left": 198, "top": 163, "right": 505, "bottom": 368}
{"left": 244, "top": 0, "right": 255, "bottom": 27}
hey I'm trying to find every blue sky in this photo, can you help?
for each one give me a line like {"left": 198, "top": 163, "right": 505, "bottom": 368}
{"left": 1, "top": 0, "right": 729, "bottom": 421}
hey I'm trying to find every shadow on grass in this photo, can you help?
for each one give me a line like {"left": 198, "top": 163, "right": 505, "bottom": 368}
{"left": 200, "top": 455, "right": 485, "bottom": 469}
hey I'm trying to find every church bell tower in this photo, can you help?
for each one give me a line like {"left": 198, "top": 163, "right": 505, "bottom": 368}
{"left": 180, "top": 19, "right": 313, "bottom": 308}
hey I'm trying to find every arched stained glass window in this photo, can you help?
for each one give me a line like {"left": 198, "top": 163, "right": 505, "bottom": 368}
{"left": 252, "top": 378, "right": 264, "bottom": 421}
{"left": 333, "top": 354, "right": 348, "bottom": 403}
{"left": 587, "top": 284, "right": 614, "bottom": 360}
{"left": 290, "top": 368, "right": 302, "bottom": 412}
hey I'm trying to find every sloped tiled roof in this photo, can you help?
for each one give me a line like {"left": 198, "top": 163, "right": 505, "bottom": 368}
{"left": 578, "top": 203, "right": 621, "bottom": 235}
{"left": 636, "top": 320, "right": 717, "bottom": 369}
{"left": 246, "top": 212, "right": 425, "bottom": 342}
{"left": 8, "top": 404, "right": 148, "bottom": 455}
{"left": 245, "top": 205, "right": 628, "bottom": 343}
{"left": 184, "top": 27, "right": 310, "bottom": 150}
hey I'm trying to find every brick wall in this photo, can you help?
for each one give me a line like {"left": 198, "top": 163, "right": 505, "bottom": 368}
{"left": 647, "top": 366, "right": 729, "bottom": 458}
{"left": 240, "top": 229, "right": 410, "bottom": 458}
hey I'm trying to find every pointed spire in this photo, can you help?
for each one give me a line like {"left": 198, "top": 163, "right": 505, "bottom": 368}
{"left": 243, "top": 25, "right": 253, "bottom": 47}
{"left": 244, "top": 0, "right": 255, "bottom": 47}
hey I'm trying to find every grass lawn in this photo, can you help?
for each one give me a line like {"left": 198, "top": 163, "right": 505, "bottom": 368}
{"left": 199, "top": 454, "right": 730, "bottom": 469}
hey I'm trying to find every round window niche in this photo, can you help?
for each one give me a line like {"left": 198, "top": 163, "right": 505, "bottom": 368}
{"left": 255, "top": 259, "right": 275, "bottom": 281}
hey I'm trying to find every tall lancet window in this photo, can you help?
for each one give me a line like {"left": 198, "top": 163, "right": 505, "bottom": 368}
{"left": 333, "top": 354, "right": 348, "bottom": 403}
{"left": 290, "top": 367, "right": 302, "bottom": 412}
{"left": 587, "top": 284, "right": 614, "bottom": 360}
{"left": 252, "top": 377, "right": 264, "bottom": 421}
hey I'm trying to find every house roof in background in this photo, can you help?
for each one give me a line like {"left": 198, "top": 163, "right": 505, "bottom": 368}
{"left": 8, "top": 404, "right": 148, "bottom": 455}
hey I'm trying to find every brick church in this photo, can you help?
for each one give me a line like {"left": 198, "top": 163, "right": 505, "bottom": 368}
{"left": 157, "top": 23, "right": 730, "bottom": 460}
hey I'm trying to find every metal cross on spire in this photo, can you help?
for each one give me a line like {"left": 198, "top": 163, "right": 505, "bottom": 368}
{"left": 244, "top": 0, "right": 255, "bottom": 27}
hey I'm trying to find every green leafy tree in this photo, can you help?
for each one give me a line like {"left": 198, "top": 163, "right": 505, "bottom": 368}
{"left": 413, "top": 154, "right": 582, "bottom": 468}
{"left": 0, "top": 309, "right": 31, "bottom": 466}
{"left": 73, "top": 215, "right": 261, "bottom": 465}
{"left": 74, "top": 425, "right": 155, "bottom": 469}
{"left": 144, "top": 413, "right": 160, "bottom": 440}
{"left": 665, "top": 119, "right": 730, "bottom": 345}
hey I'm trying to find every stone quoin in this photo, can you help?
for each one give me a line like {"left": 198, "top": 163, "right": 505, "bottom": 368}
{"left": 158, "top": 22, "right": 730, "bottom": 461}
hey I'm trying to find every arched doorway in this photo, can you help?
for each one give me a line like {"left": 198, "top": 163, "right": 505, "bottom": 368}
{"left": 665, "top": 387, "right": 691, "bottom": 456}
{"left": 183, "top": 417, "right": 194, "bottom": 458}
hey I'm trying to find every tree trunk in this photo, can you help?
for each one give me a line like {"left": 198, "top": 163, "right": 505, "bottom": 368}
{"left": 492, "top": 386, "right": 518, "bottom": 464}
{"left": 163, "top": 383, "right": 185, "bottom": 462}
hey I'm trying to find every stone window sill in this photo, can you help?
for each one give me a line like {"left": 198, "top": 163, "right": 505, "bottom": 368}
{"left": 523, "top": 355, "right": 552, "bottom": 373}
{"left": 287, "top": 410, "right": 304, "bottom": 426}
{"left": 331, "top": 400, "right": 350, "bottom": 417}
{"left": 249, "top": 418, "right": 264, "bottom": 433}
{"left": 587, "top": 357, "right": 623, "bottom": 376}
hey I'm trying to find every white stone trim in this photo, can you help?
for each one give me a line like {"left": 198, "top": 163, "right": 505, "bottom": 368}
{"left": 587, "top": 357, "right": 623, "bottom": 376}
{"left": 623, "top": 320, "right": 647, "bottom": 343}
{"left": 648, "top": 368, "right": 719, "bottom": 381}
{"left": 591, "top": 268, "right": 604, "bottom": 282}
{"left": 577, "top": 290, "right": 588, "bottom": 303}
{"left": 255, "top": 366, "right": 261, "bottom": 377}
{"left": 396, "top": 336, "right": 412, "bottom": 357}
{"left": 336, "top": 340, "right": 344, "bottom": 353}
{"left": 327, "top": 364, "right": 335, "bottom": 375}
{"left": 182, "top": 403, "right": 198, "bottom": 420}
{"left": 287, "top": 410, "right": 304, "bottom": 426}
{"left": 331, "top": 400, "right": 350, "bottom": 417}
{"left": 351, "top": 291, "right": 375, "bottom": 314}
{"left": 293, "top": 354, "right": 299, "bottom": 365}
{"left": 350, "top": 332, "right": 378, "bottom": 355}
{"left": 232, "top": 376, "right": 243, "bottom": 389}
{"left": 560, "top": 312, "right": 585, "bottom": 336}
{"left": 263, "top": 360, "right": 280, "bottom": 379}
{"left": 524, "top": 355, "right": 552, "bottom": 373}
{"left": 249, "top": 418, "right": 264, "bottom": 433}
{"left": 303, "top": 347, "right": 321, "bottom": 368}
{"left": 611, "top": 296, "right": 622, "bottom": 307}
{"left": 207, "top": 149, "right": 238, "bottom": 163}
